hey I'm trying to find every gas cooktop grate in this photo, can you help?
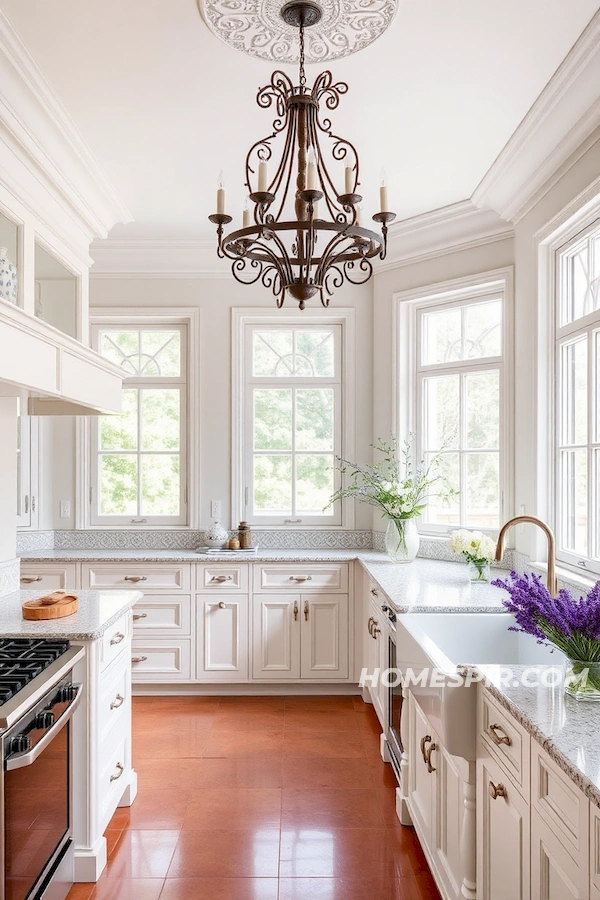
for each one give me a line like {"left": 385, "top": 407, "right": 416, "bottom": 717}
{"left": 0, "top": 639, "right": 70, "bottom": 705}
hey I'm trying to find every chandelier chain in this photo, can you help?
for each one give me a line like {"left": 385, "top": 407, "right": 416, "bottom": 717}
{"left": 299, "top": 23, "right": 306, "bottom": 91}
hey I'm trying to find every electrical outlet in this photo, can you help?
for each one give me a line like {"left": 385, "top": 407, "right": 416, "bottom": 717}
{"left": 60, "top": 500, "right": 71, "bottom": 519}
{"left": 210, "top": 500, "right": 222, "bottom": 519}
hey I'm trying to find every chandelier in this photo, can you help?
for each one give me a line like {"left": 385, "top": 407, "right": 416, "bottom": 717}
{"left": 208, "top": 0, "right": 396, "bottom": 310}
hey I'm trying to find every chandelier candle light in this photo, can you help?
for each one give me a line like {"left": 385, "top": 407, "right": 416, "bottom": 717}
{"left": 208, "top": 0, "right": 396, "bottom": 310}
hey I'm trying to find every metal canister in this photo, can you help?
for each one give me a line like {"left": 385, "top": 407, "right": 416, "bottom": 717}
{"left": 238, "top": 521, "right": 251, "bottom": 549}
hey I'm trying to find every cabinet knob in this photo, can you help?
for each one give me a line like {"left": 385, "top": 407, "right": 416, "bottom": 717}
{"left": 488, "top": 723, "right": 512, "bottom": 746}
{"left": 218, "top": 601, "right": 227, "bottom": 609}
{"left": 488, "top": 781, "right": 506, "bottom": 800}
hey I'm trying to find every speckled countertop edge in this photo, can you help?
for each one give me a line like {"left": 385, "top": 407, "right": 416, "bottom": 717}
{"left": 0, "top": 590, "right": 141, "bottom": 640}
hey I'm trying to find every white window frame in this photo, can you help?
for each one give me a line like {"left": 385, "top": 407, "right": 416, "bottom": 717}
{"left": 77, "top": 309, "right": 200, "bottom": 529}
{"left": 16, "top": 394, "right": 39, "bottom": 531}
{"left": 232, "top": 307, "right": 355, "bottom": 529}
{"left": 393, "top": 268, "right": 513, "bottom": 536}
{"left": 554, "top": 217, "right": 600, "bottom": 575}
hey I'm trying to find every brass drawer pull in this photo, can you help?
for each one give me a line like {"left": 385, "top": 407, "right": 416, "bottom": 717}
{"left": 304, "top": 600, "right": 309, "bottom": 621}
{"left": 289, "top": 575, "right": 312, "bottom": 583}
{"left": 293, "top": 600, "right": 299, "bottom": 621}
{"left": 132, "top": 655, "right": 148, "bottom": 663}
{"left": 124, "top": 575, "right": 147, "bottom": 583}
{"left": 20, "top": 576, "right": 42, "bottom": 583}
{"left": 370, "top": 588, "right": 379, "bottom": 596}
{"left": 488, "top": 723, "right": 512, "bottom": 746}
{"left": 420, "top": 735, "right": 432, "bottom": 763}
{"left": 110, "top": 762, "right": 124, "bottom": 782}
{"left": 371, "top": 620, "right": 380, "bottom": 639}
{"left": 133, "top": 613, "right": 148, "bottom": 621}
{"left": 489, "top": 781, "right": 506, "bottom": 800}
{"left": 210, "top": 575, "right": 232, "bottom": 583}
{"left": 110, "top": 632, "right": 125, "bottom": 646}
{"left": 425, "top": 743, "right": 438, "bottom": 773}
{"left": 367, "top": 616, "right": 374, "bottom": 635}
{"left": 110, "top": 693, "right": 124, "bottom": 710}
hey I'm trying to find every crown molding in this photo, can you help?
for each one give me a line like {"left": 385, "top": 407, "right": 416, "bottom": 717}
{"left": 90, "top": 240, "right": 231, "bottom": 278}
{"left": 0, "top": 10, "right": 132, "bottom": 243}
{"left": 472, "top": 9, "right": 600, "bottom": 224}
{"left": 376, "top": 200, "right": 513, "bottom": 272}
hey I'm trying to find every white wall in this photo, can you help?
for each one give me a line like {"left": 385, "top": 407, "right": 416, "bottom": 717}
{"left": 41, "top": 276, "right": 374, "bottom": 531}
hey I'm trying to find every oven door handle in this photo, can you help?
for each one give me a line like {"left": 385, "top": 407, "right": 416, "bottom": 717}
{"left": 6, "top": 684, "right": 83, "bottom": 771}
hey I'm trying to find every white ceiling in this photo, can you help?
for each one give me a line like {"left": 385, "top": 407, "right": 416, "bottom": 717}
{"left": 1, "top": 0, "right": 599, "bottom": 241}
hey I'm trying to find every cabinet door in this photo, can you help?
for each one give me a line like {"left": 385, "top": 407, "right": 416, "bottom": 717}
{"left": 531, "top": 809, "right": 588, "bottom": 900}
{"left": 300, "top": 593, "right": 348, "bottom": 679}
{"left": 477, "top": 748, "right": 530, "bottom": 900}
{"left": 197, "top": 595, "right": 248, "bottom": 681}
{"left": 435, "top": 743, "right": 466, "bottom": 900}
{"left": 252, "top": 594, "right": 300, "bottom": 680}
{"left": 407, "top": 695, "right": 438, "bottom": 850}
{"left": 16, "top": 402, "right": 38, "bottom": 529}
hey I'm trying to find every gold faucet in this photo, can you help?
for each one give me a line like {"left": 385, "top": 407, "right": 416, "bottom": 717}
{"left": 495, "top": 515, "right": 558, "bottom": 597}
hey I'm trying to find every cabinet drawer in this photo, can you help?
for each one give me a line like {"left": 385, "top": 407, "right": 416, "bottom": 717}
{"left": 196, "top": 564, "right": 248, "bottom": 592}
{"left": 132, "top": 595, "right": 192, "bottom": 636}
{"left": 99, "top": 732, "right": 129, "bottom": 827}
{"left": 479, "top": 689, "right": 530, "bottom": 795}
{"left": 532, "top": 742, "right": 589, "bottom": 860}
{"left": 253, "top": 563, "right": 348, "bottom": 592}
{"left": 131, "top": 639, "right": 192, "bottom": 682}
{"left": 82, "top": 563, "right": 191, "bottom": 592}
{"left": 98, "top": 655, "right": 130, "bottom": 744}
{"left": 20, "top": 564, "right": 78, "bottom": 591}
{"left": 101, "top": 613, "right": 130, "bottom": 673}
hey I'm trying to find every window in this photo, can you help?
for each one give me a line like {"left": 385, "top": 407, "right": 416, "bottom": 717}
{"left": 90, "top": 323, "right": 187, "bottom": 526}
{"left": 406, "top": 275, "right": 509, "bottom": 533}
{"left": 234, "top": 311, "right": 353, "bottom": 527}
{"left": 555, "top": 219, "right": 600, "bottom": 573}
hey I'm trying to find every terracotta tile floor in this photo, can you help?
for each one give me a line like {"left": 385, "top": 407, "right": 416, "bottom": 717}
{"left": 67, "top": 696, "right": 441, "bottom": 899}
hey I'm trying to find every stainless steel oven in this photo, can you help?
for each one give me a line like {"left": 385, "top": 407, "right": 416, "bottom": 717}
{"left": 0, "top": 647, "right": 83, "bottom": 900}
{"left": 382, "top": 606, "right": 403, "bottom": 777}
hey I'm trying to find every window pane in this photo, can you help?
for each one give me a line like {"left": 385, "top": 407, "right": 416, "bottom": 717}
{"left": 296, "top": 389, "right": 334, "bottom": 451}
{"left": 296, "top": 455, "right": 334, "bottom": 513}
{"left": 100, "top": 389, "right": 137, "bottom": 451}
{"left": 595, "top": 331, "right": 600, "bottom": 444}
{"left": 140, "top": 331, "right": 181, "bottom": 377}
{"left": 423, "top": 452, "right": 459, "bottom": 526}
{"left": 423, "top": 375, "right": 459, "bottom": 449}
{"left": 99, "top": 456, "right": 137, "bottom": 515}
{"left": 466, "top": 453, "right": 499, "bottom": 528}
{"left": 253, "top": 331, "right": 293, "bottom": 376}
{"left": 560, "top": 338, "right": 587, "bottom": 446}
{"left": 100, "top": 331, "right": 140, "bottom": 375}
{"left": 595, "top": 449, "right": 600, "bottom": 560}
{"left": 141, "top": 456, "right": 180, "bottom": 515}
{"left": 294, "top": 331, "right": 334, "bottom": 377}
{"left": 422, "top": 309, "right": 461, "bottom": 364}
{"left": 466, "top": 371, "right": 499, "bottom": 449}
{"left": 561, "top": 449, "right": 587, "bottom": 555}
{"left": 464, "top": 300, "right": 501, "bottom": 359}
{"left": 254, "top": 455, "right": 292, "bottom": 514}
{"left": 141, "top": 389, "right": 180, "bottom": 451}
{"left": 254, "top": 389, "right": 292, "bottom": 450}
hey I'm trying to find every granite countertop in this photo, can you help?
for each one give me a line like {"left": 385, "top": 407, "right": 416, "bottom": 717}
{"left": 0, "top": 589, "right": 141, "bottom": 640}
{"left": 479, "top": 664, "right": 600, "bottom": 808}
{"left": 19, "top": 549, "right": 513, "bottom": 614}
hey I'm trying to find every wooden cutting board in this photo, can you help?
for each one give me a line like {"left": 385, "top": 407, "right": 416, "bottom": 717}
{"left": 22, "top": 592, "right": 78, "bottom": 620}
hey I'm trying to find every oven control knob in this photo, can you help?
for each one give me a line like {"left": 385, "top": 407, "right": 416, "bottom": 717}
{"left": 10, "top": 734, "right": 31, "bottom": 754}
{"left": 34, "top": 711, "right": 55, "bottom": 729}
{"left": 56, "top": 684, "right": 78, "bottom": 703}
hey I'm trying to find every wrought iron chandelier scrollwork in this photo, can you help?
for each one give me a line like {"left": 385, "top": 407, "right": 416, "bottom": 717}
{"left": 209, "top": 0, "right": 395, "bottom": 310}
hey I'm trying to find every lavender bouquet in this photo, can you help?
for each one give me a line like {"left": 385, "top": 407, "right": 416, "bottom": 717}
{"left": 493, "top": 571, "right": 600, "bottom": 697}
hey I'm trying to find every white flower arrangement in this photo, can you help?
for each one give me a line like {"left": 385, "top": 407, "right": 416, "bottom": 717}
{"left": 449, "top": 529, "right": 497, "bottom": 566}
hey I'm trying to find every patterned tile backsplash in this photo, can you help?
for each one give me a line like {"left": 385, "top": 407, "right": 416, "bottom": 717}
{"left": 48, "top": 529, "right": 374, "bottom": 551}
{"left": 16, "top": 531, "right": 55, "bottom": 553}
{"left": 0, "top": 558, "right": 20, "bottom": 598}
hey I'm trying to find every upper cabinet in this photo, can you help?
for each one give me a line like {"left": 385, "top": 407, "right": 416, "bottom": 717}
{"left": 0, "top": 211, "right": 18, "bottom": 307}
{"left": 34, "top": 242, "right": 78, "bottom": 340}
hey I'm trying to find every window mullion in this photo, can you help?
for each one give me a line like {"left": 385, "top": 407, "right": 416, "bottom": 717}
{"left": 460, "top": 372, "right": 467, "bottom": 527}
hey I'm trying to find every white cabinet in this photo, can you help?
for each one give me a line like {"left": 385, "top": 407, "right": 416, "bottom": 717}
{"left": 252, "top": 592, "right": 348, "bottom": 680}
{"left": 477, "top": 743, "right": 530, "bottom": 900}
{"left": 407, "top": 693, "right": 438, "bottom": 849}
{"left": 531, "top": 809, "right": 589, "bottom": 900}
{"left": 16, "top": 399, "right": 38, "bottom": 529}
{"left": 197, "top": 594, "right": 249, "bottom": 681}
{"left": 71, "top": 610, "right": 137, "bottom": 882}
{"left": 19, "top": 563, "right": 79, "bottom": 591}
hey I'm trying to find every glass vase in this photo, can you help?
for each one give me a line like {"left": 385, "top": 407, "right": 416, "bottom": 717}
{"left": 466, "top": 560, "right": 491, "bottom": 583}
{"left": 564, "top": 660, "right": 600, "bottom": 701}
{"left": 384, "top": 518, "right": 420, "bottom": 563}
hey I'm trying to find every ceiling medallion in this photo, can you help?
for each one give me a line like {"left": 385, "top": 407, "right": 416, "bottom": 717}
{"left": 208, "top": 0, "right": 396, "bottom": 309}
{"left": 199, "top": 0, "right": 397, "bottom": 63}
